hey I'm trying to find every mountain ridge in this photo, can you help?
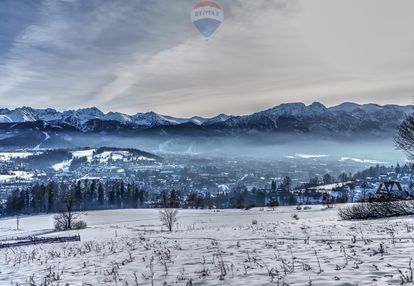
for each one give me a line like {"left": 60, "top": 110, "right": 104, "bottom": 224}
{"left": 0, "top": 102, "right": 412, "bottom": 146}
{"left": 0, "top": 102, "right": 412, "bottom": 126}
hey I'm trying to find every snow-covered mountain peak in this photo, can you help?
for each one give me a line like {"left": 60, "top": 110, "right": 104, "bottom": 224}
{"left": 0, "top": 107, "right": 37, "bottom": 122}
{"left": 71, "top": 107, "right": 104, "bottom": 117}
{"left": 202, "top": 113, "right": 230, "bottom": 126}
{"left": 0, "top": 102, "right": 412, "bottom": 135}
{"left": 263, "top": 102, "right": 330, "bottom": 118}
{"left": 132, "top": 112, "right": 178, "bottom": 128}
{"left": 308, "top": 102, "right": 329, "bottom": 113}
{"left": 189, "top": 116, "right": 207, "bottom": 125}
{"left": 272, "top": 102, "right": 305, "bottom": 111}
{"left": 104, "top": 112, "right": 132, "bottom": 124}
{"left": 330, "top": 102, "right": 362, "bottom": 112}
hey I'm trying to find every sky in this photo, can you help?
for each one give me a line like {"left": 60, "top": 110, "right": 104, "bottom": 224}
{"left": 0, "top": 0, "right": 413, "bottom": 117}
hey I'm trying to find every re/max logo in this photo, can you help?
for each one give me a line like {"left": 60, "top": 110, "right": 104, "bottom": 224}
{"left": 193, "top": 9, "right": 221, "bottom": 18}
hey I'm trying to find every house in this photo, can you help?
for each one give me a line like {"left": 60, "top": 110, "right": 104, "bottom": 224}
{"left": 376, "top": 180, "right": 404, "bottom": 197}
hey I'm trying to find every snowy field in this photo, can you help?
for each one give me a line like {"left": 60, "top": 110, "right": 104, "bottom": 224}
{"left": 1, "top": 206, "right": 414, "bottom": 285}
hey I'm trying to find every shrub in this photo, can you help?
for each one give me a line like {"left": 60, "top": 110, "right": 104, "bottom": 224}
{"left": 54, "top": 215, "right": 67, "bottom": 231}
{"left": 338, "top": 201, "right": 414, "bottom": 220}
{"left": 251, "top": 219, "right": 258, "bottom": 225}
{"left": 54, "top": 213, "right": 87, "bottom": 231}
{"left": 72, "top": 220, "right": 87, "bottom": 230}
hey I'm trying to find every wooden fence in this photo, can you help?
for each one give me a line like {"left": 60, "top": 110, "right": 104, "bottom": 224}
{"left": 0, "top": 235, "right": 80, "bottom": 249}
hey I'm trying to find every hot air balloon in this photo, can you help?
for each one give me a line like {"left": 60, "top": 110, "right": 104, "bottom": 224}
{"left": 191, "top": 1, "right": 223, "bottom": 38}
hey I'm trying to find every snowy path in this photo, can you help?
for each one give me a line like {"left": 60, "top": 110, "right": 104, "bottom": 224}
{"left": 33, "top": 131, "right": 50, "bottom": 150}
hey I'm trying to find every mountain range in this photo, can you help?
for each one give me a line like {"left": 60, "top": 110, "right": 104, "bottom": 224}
{"left": 0, "top": 102, "right": 412, "bottom": 149}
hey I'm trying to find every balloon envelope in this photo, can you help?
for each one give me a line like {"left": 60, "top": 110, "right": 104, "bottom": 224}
{"left": 191, "top": 1, "right": 223, "bottom": 37}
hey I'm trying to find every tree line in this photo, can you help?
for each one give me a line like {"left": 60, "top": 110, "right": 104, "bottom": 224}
{"left": 1, "top": 180, "right": 148, "bottom": 216}
{"left": 352, "top": 163, "right": 412, "bottom": 180}
{"left": 1, "top": 177, "right": 301, "bottom": 216}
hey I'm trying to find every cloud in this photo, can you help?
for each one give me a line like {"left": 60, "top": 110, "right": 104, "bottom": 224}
{"left": 0, "top": 0, "right": 193, "bottom": 109}
{"left": 0, "top": 0, "right": 413, "bottom": 116}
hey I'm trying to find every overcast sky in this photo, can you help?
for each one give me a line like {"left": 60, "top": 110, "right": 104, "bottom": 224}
{"left": 0, "top": 0, "right": 413, "bottom": 117}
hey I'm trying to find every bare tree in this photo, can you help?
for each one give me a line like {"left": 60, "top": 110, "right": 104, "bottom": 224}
{"left": 54, "top": 191, "right": 86, "bottom": 231}
{"left": 159, "top": 208, "right": 178, "bottom": 232}
{"left": 396, "top": 115, "right": 414, "bottom": 161}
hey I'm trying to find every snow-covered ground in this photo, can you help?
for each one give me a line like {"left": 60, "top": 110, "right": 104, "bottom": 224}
{"left": 1, "top": 206, "right": 414, "bottom": 285}
{"left": 0, "top": 170, "right": 34, "bottom": 183}
{"left": 72, "top": 149, "right": 95, "bottom": 162}
{"left": 0, "top": 151, "right": 33, "bottom": 162}
{"left": 52, "top": 160, "right": 73, "bottom": 171}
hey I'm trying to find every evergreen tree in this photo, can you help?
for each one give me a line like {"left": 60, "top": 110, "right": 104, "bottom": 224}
{"left": 74, "top": 180, "right": 82, "bottom": 211}
{"left": 97, "top": 182, "right": 105, "bottom": 207}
